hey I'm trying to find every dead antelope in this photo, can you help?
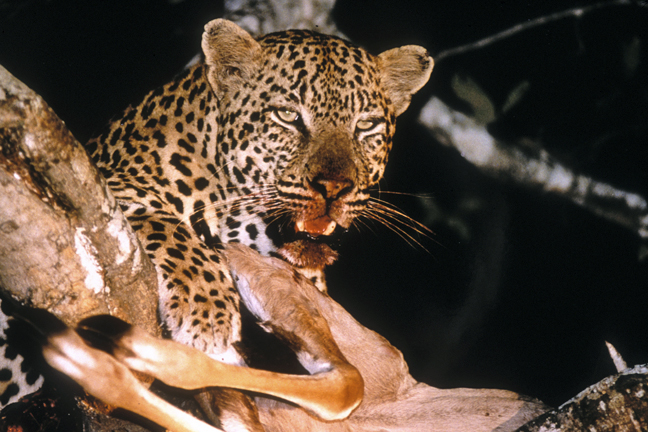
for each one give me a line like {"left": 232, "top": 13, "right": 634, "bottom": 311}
{"left": 2, "top": 243, "right": 547, "bottom": 432}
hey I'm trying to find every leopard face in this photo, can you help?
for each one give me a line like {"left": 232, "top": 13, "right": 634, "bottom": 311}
{"left": 86, "top": 19, "right": 432, "bottom": 356}
{"left": 202, "top": 21, "right": 434, "bottom": 272}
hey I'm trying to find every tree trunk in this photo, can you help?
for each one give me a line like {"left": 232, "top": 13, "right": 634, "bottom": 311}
{"left": 0, "top": 64, "right": 159, "bottom": 337}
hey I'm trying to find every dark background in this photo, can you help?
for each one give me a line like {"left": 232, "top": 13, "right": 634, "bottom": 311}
{"left": 1, "top": 0, "right": 647, "bottom": 408}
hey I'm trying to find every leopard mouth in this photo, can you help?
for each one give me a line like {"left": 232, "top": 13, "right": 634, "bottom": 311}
{"left": 268, "top": 215, "right": 348, "bottom": 270}
{"left": 295, "top": 216, "right": 337, "bottom": 237}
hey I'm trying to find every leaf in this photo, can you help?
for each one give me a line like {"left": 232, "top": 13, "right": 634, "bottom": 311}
{"left": 502, "top": 80, "right": 530, "bottom": 113}
{"left": 451, "top": 74, "right": 496, "bottom": 124}
{"left": 623, "top": 36, "right": 641, "bottom": 77}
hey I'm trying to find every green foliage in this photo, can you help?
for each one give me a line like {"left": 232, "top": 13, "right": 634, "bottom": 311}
{"left": 623, "top": 36, "right": 641, "bottom": 77}
{"left": 502, "top": 80, "right": 530, "bottom": 114}
{"left": 451, "top": 74, "right": 496, "bottom": 124}
{"left": 451, "top": 74, "right": 530, "bottom": 124}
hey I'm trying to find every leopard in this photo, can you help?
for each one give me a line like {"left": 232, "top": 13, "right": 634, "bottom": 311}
{"left": 1, "top": 18, "right": 433, "bottom": 431}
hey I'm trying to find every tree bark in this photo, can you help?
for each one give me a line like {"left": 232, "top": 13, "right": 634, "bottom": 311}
{"left": 0, "top": 64, "right": 159, "bottom": 335}
{"left": 418, "top": 97, "right": 648, "bottom": 248}
{"left": 515, "top": 365, "right": 648, "bottom": 431}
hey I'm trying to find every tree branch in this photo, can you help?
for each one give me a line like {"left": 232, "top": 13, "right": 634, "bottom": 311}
{"left": 418, "top": 97, "right": 648, "bottom": 245}
{"left": 223, "top": 0, "right": 344, "bottom": 37}
{"left": 516, "top": 364, "right": 648, "bottom": 431}
{"left": 435, "top": 0, "right": 643, "bottom": 61}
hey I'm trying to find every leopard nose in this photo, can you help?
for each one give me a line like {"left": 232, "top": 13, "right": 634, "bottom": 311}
{"left": 309, "top": 176, "right": 354, "bottom": 200}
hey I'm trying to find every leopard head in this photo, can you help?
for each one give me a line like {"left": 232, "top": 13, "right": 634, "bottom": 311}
{"left": 202, "top": 19, "right": 433, "bottom": 270}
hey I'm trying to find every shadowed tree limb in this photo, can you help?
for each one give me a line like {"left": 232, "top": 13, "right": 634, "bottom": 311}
{"left": 434, "top": 0, "right": 644, "bottom": 61}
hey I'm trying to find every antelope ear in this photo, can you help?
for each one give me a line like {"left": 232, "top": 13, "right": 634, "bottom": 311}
{"left": 202, "top": 19, "right": 263, "bottom": 99}
{"left": 377, "top": 46, "right": 434, "bottom": 116}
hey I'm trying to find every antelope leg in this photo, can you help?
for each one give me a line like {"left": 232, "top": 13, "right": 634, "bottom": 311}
{"left": 225, "top": 243, "right": 365, "bottom": 416}
{"left": 224, "top": 243, "right": 356, "bottom": 372}
{"left": 77, "top": 315, "right": 362, "bottom": 421}
{"left": 44, "top": 328, "right": 223, "bottom": 432}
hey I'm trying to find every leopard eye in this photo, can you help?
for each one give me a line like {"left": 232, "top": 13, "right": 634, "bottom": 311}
{"left": 356, "top": 119, "right": 376, "bottom": 131}
{"left": 275, "top": 108, "right": 300, "bottom": 124}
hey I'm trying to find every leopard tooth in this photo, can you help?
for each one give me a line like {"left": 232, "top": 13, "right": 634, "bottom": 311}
{"left": 322, "top": 220, "right": 337, "bottom": 236}
{"left": 296, "top": 220, "right": 305, "bottom": 232}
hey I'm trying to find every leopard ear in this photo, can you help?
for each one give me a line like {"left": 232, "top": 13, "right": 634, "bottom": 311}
{"left": 202, "top": 19, "right": 263, "bottom": 99}
{"left": 377, "top": 46, "right": 434, "bottom": 116}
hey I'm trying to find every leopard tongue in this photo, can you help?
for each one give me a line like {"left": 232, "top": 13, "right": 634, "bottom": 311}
{"left": 295, "top": 216, "right": 337, "bottom": 237}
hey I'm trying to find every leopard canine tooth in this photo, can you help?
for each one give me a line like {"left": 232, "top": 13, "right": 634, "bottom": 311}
{"left": 322, "top": 220, "right": 337, "bottom": 236}
{"left": 296, "top": 220, "right": 306, "bottom": 232}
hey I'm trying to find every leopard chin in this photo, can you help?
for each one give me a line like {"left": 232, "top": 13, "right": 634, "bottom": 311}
{"left": 277, "top": 240, "right": 338, "bottom": 270}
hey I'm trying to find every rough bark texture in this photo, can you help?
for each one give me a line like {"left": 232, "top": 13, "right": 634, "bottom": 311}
{"left": 515, "top": 365, "right": 648, "bottom": 431}
{"left": 0, "top": 64, "right": 159, "bottom": 334}
{"left": 224, "top": 0, "right": 343, "bottom": 37}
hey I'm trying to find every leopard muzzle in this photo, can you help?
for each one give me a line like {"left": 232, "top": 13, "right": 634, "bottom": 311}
{"left": 274, "top": 177, "right": 356, "bottom": 270}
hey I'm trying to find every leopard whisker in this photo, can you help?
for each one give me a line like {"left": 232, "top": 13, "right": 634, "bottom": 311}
{"left": 367, "top": 199, "right": 434, "bottom": 238}
{"left": 371, "top": 189, "right": 435, "bottom": 200}
{"left": 202, "top": 158, "right": 239, "bottom": 184}
{"left": 350, "top": 217, "right": 378, "bottom": 236}
{"left": 360, "top": 208, "right": 429, "bottom": 252}
{"left": 179, "top": 201, "right": 288, "bottom": 239}
{"left": 358, "top": 198, "right": 436, "bottom": 251}
{"left": 262, "top": 208, "right": 294, "bottom": 227}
